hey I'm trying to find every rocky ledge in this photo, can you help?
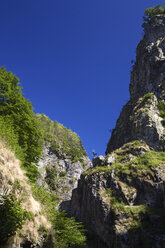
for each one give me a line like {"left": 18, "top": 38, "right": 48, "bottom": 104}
{"left": 71, "top": 141, "right": 165, "bottom": 248}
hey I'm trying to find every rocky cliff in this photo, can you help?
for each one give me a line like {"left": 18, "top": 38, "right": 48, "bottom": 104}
{"left": 0, "top": 113, "right": 90, "bottom": 248}
{"left": 70, "top": 12, "right": 165, "bottom": 248}
{"left": 106, "top": 15, "right": 165, "bottom": 154}
{"left": 71, "top": 141, "right": 165, "bottom": 247}
{"left": 36, "top": 114, "right": 91, "bottom": 210}
{"left": 38, "top": 142, "right": 91, "bottom": 211}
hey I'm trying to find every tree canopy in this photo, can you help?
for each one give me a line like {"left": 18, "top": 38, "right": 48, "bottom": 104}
{"left": 36, "top": 113, "right": 87, "bottom": 162}
{"left": 0, "top": 67, "right": 43, "bottom": 181}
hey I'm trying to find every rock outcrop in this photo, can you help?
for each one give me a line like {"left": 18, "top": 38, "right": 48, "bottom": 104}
{"left": 37, "top": 142, "right": 91, "bottom": 210}
{"left": 70, "top": 14, "right": 165, "bottom": 248}
{"left": 71, "top": 141, "right": 165, "bottom": 247}
{"left": 106, "top": 15, "right": 165, "bottom": 154}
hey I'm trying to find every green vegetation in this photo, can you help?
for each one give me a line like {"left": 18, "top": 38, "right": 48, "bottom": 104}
{"left": 84, "top": 144, "right": 165, "bottom": 178}
{"left": 143, "top": 5, "right": 165, "bottom": 24}
{"left": 53, "top": 211, "right": 86, "bottom": 248}
{"left": 109, "top": 196, "right": 165, "bottom": 231}
{"left": 0, "top": 67, "right": 87, "bottom": 247}
{"left": 0, "top": 67, "right": 43, "bottom": 182}
{"left": 143, "top": 92, "right": 153, "bottom": 101}
{"left": 36, "top": 113, "right": 87, "bottom": 162}
{"left": 110, "top": 197, "right": 149, "bottom": 215}
{"left": 32, "top": 185, "right": 59, "bottom": 213}
{"left": 32, "top": 185, "right": 86, "bottom": 248}
{"left": 59, "top": 171, "right": 67, "bottom": 177}
{"left": 45, "top": 165, "right": 58, "bottom": 191}
{"left": 0, "top": 193, "right": 32, "bottom": 244}
{"left": 158, "top": 100, "right": 165, "bottom": 126}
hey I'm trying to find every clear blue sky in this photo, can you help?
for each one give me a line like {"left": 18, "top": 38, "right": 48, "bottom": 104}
{"left": 1, "top": 0, "right": 164, "bottom": 158}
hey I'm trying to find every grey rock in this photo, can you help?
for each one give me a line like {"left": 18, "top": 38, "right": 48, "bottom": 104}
{"left": 37, "top": 142, "right": 91, "bottom": 208}
{"left": 106, "top": 15, "right": 165, "bottom": 154}
{"left": 70, "top": 161, "right": 165, "bottom": 248}
{"left": 92, "top": 156, "right": 105, "bottom": 167}
{"left": 105, "top": 154, "right": 116, "bottom": 166}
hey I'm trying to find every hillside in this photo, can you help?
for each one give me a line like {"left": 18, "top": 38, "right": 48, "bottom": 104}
{"left": 0, "top": 68, "right": 89, "bottom": 247}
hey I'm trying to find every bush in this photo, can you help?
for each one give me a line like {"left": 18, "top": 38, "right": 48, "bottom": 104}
{"left": 143, "top": 92, "right": 153, "bottom": 101}
{"left": 0, "top": 194, "right": 29, "bottom": 244}
{"left": 59, "top": 171, "right": 67, "bottom": 177}
{"left": 143, "top": 5, "right": 165, "bottom": 23}
{"left": 158, "top": 100, "right": 165, "bottom": 126}
{"left": 53, "top": 211, "right": 86, "bottom": 248}
{"left": 45, "top": 166, "right": 58, "bottom": 191}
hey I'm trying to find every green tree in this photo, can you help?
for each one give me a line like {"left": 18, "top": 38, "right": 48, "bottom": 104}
{"left": 36, "top": 113, "right": 87, "bottom": 162}
{"left": 53, "top": 211, "right": 86, "bottom": 248}
{"left": 0, "top": 67, "right": 43, "bottom": 181}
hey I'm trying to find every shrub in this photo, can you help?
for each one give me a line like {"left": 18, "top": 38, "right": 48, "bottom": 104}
{"left": 32, "top": 185, "right": 86, "bottom": 248}
{"left": 158, "top": 100, "right": 165, "bottom": 126}
{"left": 143, "top": 5, "right": 165, "bottom": 23}
{"left": 143, "top": 92, "right": 153, "bottom": 101}
{"left": 59, "top": 171, "right": 67, "bottom": 177}
{"left": 53, "top": 211, "right": 86, "bottom": 248}
{"left": 0, "top": 194, "right": 30, "bottom": 244}
{"left": 45, "top": 166, "right": 58, "bottom": 191}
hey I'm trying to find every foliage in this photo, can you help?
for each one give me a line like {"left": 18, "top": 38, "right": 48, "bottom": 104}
{"left": 0, "top": 67, "right": 43, "bottom": 182}
{"left": 32, "top": 185, "right": 86, "bottom": 248}
{"left": 32, "top": 185, "right": 59, "bottom": 215}
{"left": 0, "top": 194, "right": 30, "bottom": 244}
{"left": 143, "top": 92, "right": 153, "bottom": 101}
{"left": 84, "top": 145, "right": 165, "bottom": 177}
{"left": 45, "top": 165, "right": 58, "bottom": 191}
{"left": 143, "top": 5, "right": 165, "bottom": 23}
{"left": 158, "top": 100, "right": 165, "bottom": 126}
{"left": 0, "top": 116, "right": 24, "bottom": 161}
{"left": 59, "top": 171, "right": 67, "bottom": 177}
{"left": 53, "top": 211, "right": 86, "bottom": 248}
{"left": 36, "top": 113, "right": 87, "bottom": 162}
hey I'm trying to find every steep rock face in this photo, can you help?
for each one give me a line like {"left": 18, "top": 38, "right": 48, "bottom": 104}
{"left": 70, "top": 14, "right": 165, "bottom": 248}
{"left": 71, "top": 141, "right": 165, "bottom": 247}
{"left": 36, "top": 114, "right": 91, "bottom": 210}
{"left": 38, "top": 142, "right": 91, "bottom": 206}
{"left": 106, "top": 15, "right": 165, "bottom": 154}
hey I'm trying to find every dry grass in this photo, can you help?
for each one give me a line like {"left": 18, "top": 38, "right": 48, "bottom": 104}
{"left": 0, "top": 141, "right": 51, "bottom": 247}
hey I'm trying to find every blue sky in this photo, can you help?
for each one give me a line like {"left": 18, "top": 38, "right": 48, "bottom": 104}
{"left": 1, "top": 0, "right": 165, "bottom": 158}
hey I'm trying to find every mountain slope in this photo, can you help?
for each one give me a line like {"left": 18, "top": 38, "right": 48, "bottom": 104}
{"left": 36, "top": 114, "right": 91, "bottom": 210}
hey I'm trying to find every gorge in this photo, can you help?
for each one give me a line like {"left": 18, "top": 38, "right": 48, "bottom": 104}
{"left": 0, "top": 6, "right": 165, "bottom": 248}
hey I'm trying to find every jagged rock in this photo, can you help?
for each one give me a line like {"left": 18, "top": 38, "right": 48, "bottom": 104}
{"left": 70, "top": 14, "right": 165, "bottom": 247}
{"left": 92, "top": 154, "right": 116, "bottom": 168}
{"left": 106, "top": 15, "right": 165, "bottom": 154}
{"left": 70, "top": 142, "right": 165, "bottom": 247}
{"left": 105, "top": 154, "right": 116, "bottom": 165}
{"left": 92, "top": 156, "right": 105, "bottom": 167}
{"left": 37, "top": 142, "right": 91, "bottom": 207}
